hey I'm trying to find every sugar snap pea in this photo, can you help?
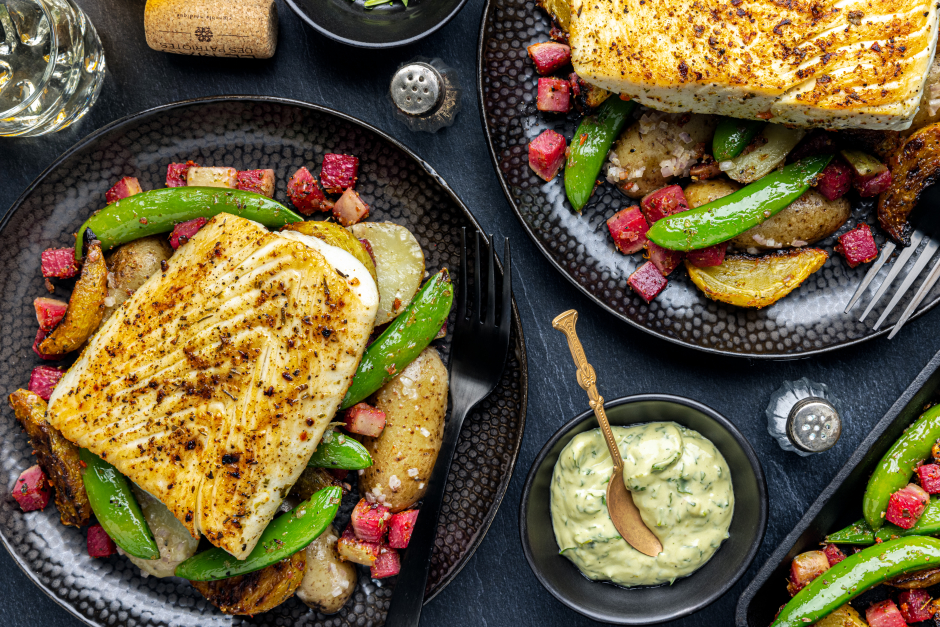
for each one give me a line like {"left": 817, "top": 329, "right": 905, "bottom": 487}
{"left": 74, "top": 187, "right": 304, "bottom": 259}
{"left": 771, "top": 537, "right": 940, "bottom": 627}
{"left": 864, "top": 404, "right": 940, "bottom": 530}
{"left": 646, "top": 155, "right": 832, "bottom": 251}
{"left": 826, "top": 498, "right": 940, "bottom": 545}
{"left": 175, "top": 486, "right": 342, "bottom": 581}
{"left": 307, "top": 432, "right": 373, "bottom": 470}
{"left": 79, "top": 449, "right": 159, "bottom": 560}
{"left": 712, "top": 117, "right": 765, "bottom": 162}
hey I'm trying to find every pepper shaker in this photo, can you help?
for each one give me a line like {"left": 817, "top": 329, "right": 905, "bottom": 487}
{"left": 766, "top": 378, "right": 843, "bottom": 456}
{"left": 389, "top": 57, "right": 462, "bottom": 133}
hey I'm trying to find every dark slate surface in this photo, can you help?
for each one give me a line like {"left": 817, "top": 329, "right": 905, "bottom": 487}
{"left": 1, "top": 1, "right": 939, "bottom": 625}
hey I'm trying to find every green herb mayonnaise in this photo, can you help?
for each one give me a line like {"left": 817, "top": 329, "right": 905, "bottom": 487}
{"left": 550, "top": 422, "right": 734, "bottom": 587}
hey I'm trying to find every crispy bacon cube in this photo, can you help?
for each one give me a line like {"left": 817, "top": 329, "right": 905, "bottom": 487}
{"left": 344, "top": 403, "right": 386, "bottom": 437}
{"left": 918, "top": 464, "right": 940, "bottom": 494}
{"left": 351, "top": 498, "right": 391, "bottom": 543}
{"left": 536, "top": 78, "right": 570, "bottom": 113}
{"left": 815, "top": 159, "right": 852, "bottom": 201}
{"left": 886, "top": 483, "right": 930, "bottom": 529}
{"left": 898, "top": 589, "right": 936, "bottom": 623}
{"left": 169, "top": 217, "right": 208, "bottom": 249}
{"left": 236, "top": 169, "right": 275, "bottom": 197}
{"left": 628, "top": 261, "right": 667, "bottom": 303}
{"left": 332, "top": 189, "right": 370, "bottom": 227}
{"left": 528, "top": 129, "right": 567, "bottom": 182}
{"left": 686, "top": 243, "right": 727, "bottom": 268}
{"left": 28, "top": 366, "right": 64, "bottom": 401}
{"left": 12, "top": 465, "right": 49, "bottom": 512}
{"left": 641, "top": 185, "right": 690, "bottom": 224}
{"left": 606, "top": 208, "right": 649, "bottom": 255}
{"left": 786, "top": 550, "right": 829, "bottom": 596}
{"left": 34, "top": 297, "right": 67, "bottom": 332}
{"left": 105, "top": 177, "right": 143, "bottom": 204}
{"left": 866, "top": 600, "right": 909, "bottom": 627}
{"left": 823, "top": 543, "right": 846, "bottom": 567}
{"left": 857, "top": 169, "right": 893, "bottom": 198}
{"left": 320, "top": 154, "right": 359, "bottom": 194}
{"left": 166, "top": 161, "right": 199, "bottom": 188}
{"left": 836, "top": 224, "right": 879, "bottom": 268}
{"left": 527, "top": 42, "right": 571, "bottom": 75}
{"left": 388, "top": 510, "right": 419, "bottom": 549}
{"left": 41, "top": 248, "right": 79, "bottom": 279}
{"left": 87, "top": 524, "right": 117, "bottom": 558}
{"left": 287, "top": 167, "right": 331, "bottom": 215}
{"left": 370, "top": 546, "right": 401, "bottom": 579}
{"left": 337, "top": 524, "right": 380, "bottom": 565}
{"left": 646, "top": 241, "right": 684, "bottom": 276}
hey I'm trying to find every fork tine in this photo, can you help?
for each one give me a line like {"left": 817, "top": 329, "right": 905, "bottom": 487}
{"left": 499, "top": 238, "right": 512, "bottom": 333}
{"left": 485, "top": 234, "right": 497, "bottom": 326}
{"left": 859, "top": 230, "right": 926, "bottom": 321}
{"left": 873, "top": 238, "right": 940, "bottom": 330}
{"left": 456, "top": 228, "right": 467, "bottom": 321}
{"left": 845, "top": 241, "right": 895, "bottom": 313}
{"left": 889, "top": 252, "right": 940, "bottom": 339}
{"left": 473, "top": 232, "right": 482, "bottom": 321}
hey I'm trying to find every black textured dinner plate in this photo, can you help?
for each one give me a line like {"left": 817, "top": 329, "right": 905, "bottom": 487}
{"left": 284, "top": 0, "right": 467, "bottom": 48}
{"left": 0, "top": 96, "right": 527, "bottom": 627}
{"left": 476, "top": 0, "right": 940, "bottom": 358}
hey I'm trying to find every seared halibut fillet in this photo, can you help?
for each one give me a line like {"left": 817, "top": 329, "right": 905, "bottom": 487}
{"left": 570, "top": 0, "right": 939, "bottom": 130}
{"left": 48, "top": 214, "right": 378, "bottom": 559}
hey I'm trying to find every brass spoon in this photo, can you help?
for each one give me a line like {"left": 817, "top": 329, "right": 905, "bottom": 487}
{"left": 552, "top": 309, "right": 663, "bottom": 557}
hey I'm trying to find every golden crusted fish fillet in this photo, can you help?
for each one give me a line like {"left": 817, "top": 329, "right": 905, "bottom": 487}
{"left": 569, "top": 0, "right": 939, "bottom": 130}
{"left": 48, "top": 214, "right": 378, "bottom": 559}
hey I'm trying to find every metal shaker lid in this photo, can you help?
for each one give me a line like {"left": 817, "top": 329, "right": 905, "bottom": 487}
{"left": 390, "top": 63, "right": 444, "bottom": 116}
{"left": 785, "top": 396, "right": 842, "bottom": 453}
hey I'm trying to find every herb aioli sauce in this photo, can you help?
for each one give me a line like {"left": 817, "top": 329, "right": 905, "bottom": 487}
{"left": 550, "top": 422, "right": 734, "bottom": 587}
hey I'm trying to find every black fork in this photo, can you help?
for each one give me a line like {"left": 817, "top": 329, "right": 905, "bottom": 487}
{"left": 384, "top": 228, "right": 513, "bottom": 627}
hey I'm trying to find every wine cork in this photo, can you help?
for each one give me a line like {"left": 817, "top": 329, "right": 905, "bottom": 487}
{"left": 144, "top": 0, "right": 278, "bottom": 59}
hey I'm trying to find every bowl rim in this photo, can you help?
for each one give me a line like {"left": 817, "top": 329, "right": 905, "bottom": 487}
{"left": 283, "top": 0, "right": 469, "bottom": 49}
{"left": 519, "top": 393, "right": 768, "bottom": 624}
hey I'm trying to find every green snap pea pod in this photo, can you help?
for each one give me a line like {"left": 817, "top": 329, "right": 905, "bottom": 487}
{"left": 646, "top": 155, "right": 832, "bottom": 251}
{"left": 341, "top": 269, "right": 453, "bottom": 409}
{"left": 712, "top": 117, "right": 766, "bottom": 162}
{"left": 175, "top": 486, "right": 342, "bottom": 581}
{"left": 564, "top": 98, "right": 637, "bottom": 212}
{"left": 74, "top": 187, "right": 304, "bottom": 259}
{"left": 771, "top": 537, "right": 940, "bottom": 627}
{"left": 864, "top": 404, "right": 940, "bottom": 530}
{"left": 826, "top": 500, "right": 940, "bottom": 546}
{"left": 79, "top": 449, "right": 159, "bottom": 560}
{"left": 825, "top": 519, "right": 875, "bottom": 545}
{"left": 307, "top": 432, "right": 373, "bottom": 469}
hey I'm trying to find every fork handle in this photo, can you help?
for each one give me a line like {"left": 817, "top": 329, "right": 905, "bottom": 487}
{"left": 383, "top": 402, "right": 472, "bottom": 627}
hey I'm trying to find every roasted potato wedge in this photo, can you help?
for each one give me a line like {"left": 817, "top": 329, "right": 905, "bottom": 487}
{"left": 359, "top": 347, "right": 448, "bottom": 512}
{"left": 724, "top": 125, "right": 805, "bottom": 184}
{"left": 878, "top": 122, "right": 940, "bottom": 245}
{"left": 191, "top": 551, "right": 306, "bottom": 615}
{"left": 103, "top": 236, "right": 172, "bottom": 322}
{"left": 290, "top": 467, "right": 347, "bottom": 502}
{"left": 685, "top": 249, "right": 828, "bottom": 309}
{"left": 911, "top": 54, "right": 940, "bottom": 133}
{"left": 8, "top": 389, "right": 91, "bottom": 527}
{"left": 731, "top": 191, "right": 851, "bottom": 251}
{"left": 814, "top": 604, "right": 868, "bottom": 627}
{"left": 683, "top": 179, "right": 741, "bottom": 209}
{"left": 296, "top": 524, "right": 357, "bottom": 614}
{"left": 887, "top": 566, "right": 940, "bottom": 589}
{"left": 39, "top": 241, "right": 108, "bottom": 356}
{"left": 282, "top": 221, "right": 377, "bottom": 284}
{"left": 536, "top": 0, "right": 569, "bottom": 31}
{"left": 610, "top": 113, "right": 717, "bottom": 199}
{"left": 348, "top": 222, "right": 425, "bottom": 325}
{"left": 126, "top": 485, "right": 199, "bottom": 578}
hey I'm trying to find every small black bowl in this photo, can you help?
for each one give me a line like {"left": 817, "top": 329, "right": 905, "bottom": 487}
{"left": 284, "top": 0, "right": 468, "bottom": 48}
{"left": 520, "top": 395, "right": 767, "bottom": 624}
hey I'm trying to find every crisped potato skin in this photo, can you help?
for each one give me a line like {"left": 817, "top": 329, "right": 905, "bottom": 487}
{"left": 683, "top": 179, "right": 740, "bottom": 209}
{"left": 39, "top": 242, "right": 108, "bottom": 355}
{"left": 887, "top": 566, "right": 940, "bottom": 589}
{"left": 732, "top": 190, "right": 851, "bottom": 251}
{"left": 360, "top": 348, "right": 448, "bottom": 512}
{"left": 296, "top": 524, "right": 357, "bottom": 614}
{"left": 8, "top": 390, "right": 91, "bottom": 527}
{"left": 191, "top": 551, "right": 306, "bottom": 615}
{"left": 878, "top": 122, "right": 940, "bottom": 244}
{"left": 103, "top": 236, "right": 172, "bottom": 322}
{"left": 814, "top": 605, "right": 868, "bottom": 627}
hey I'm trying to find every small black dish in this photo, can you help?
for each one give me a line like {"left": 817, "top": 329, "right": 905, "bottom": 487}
{"left": 284, "top": 0, "right": 467, "bottom": 48}
{"left": 520, "top": 395, "right": 767, "bottom": 624}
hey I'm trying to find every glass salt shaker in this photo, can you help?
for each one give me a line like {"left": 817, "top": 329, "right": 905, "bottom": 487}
{"left": 766, "top": 378, "right": 843, "bottom": 456}
{"left": 389, "top": 57, "right": 462, "bottom": 133}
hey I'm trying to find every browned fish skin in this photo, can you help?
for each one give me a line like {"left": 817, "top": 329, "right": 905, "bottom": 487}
{"left": 8, "top": 390, "right": 91, "bottom": 527}
{"left": 190, "top": 551, "right": 306, "bottom": 615}
{"left": 39, "top": 241, "right": 108, "bottom": 356}
{"left": 47, "top": 214, "right": 377, "bottom": 559}
{"left": 569, "top": 0, "right": 938, "bottom": 130}
{"left": 878, "top": 122, "right": 940, "bottom": 244}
